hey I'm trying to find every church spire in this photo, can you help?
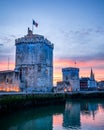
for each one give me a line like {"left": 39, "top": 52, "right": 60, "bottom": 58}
{"left": 90, "top": 68, "right": 94, "bottom": 80}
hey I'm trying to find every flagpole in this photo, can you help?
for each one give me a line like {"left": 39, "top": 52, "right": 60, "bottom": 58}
{"left": 75, "top": 61, "right": 76, "bottom": 68}
{"left": 32, "top": 19, "right": 34, "bottom": 34}
{"left": 8, "top": 57, "right": 9, "bottom": 70}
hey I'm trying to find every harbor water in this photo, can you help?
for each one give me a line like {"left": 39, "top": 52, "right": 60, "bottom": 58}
{"left": 0, "top": 99, "right": 104, "bottom": 130}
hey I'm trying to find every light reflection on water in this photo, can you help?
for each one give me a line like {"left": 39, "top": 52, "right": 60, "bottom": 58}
{"left": 0, "top": 99, "right": 104, "bottom": 130}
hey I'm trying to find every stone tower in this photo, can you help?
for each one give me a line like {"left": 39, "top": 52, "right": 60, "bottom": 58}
{"left": 15, "top": 28, "right": 54, "bottom": 92}
{"left": 62, "top": 67, "right": 80, "bottom": 91}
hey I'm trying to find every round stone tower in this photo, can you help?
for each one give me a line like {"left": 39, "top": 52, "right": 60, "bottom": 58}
{"left": 15, "top": 28, "right": 54, "bottom": 92}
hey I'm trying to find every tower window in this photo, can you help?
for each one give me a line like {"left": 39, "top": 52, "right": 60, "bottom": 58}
{"left": 46, "top": 69, "right": 48, "bottom": 74}
{"left": 20, "top": 68, "right": 22, "bottom": 81}
{"left": 6, "top": 78, "right": 9, "bottom": 83}
{"left": 38, "top": 64, "right": 41, "bottom": 72}
{"left": 66, "top": 76, "right": 68, "bottom": 80}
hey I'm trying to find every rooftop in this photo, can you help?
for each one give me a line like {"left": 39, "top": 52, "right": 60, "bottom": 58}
{"left": 62, "top": 67, "right": 79, "bottom": 71}
{"left": 0, "top": 70, "right": 14, "bottom": 74}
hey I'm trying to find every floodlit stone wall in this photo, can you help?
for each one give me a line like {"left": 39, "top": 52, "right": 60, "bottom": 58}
{"left": 0, "top": 71, "right": 20, "bottom": 92}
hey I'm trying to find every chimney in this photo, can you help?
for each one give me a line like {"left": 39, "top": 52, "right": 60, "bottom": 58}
{"left": 27, "top": 27, "right": 33, "bottom": 36}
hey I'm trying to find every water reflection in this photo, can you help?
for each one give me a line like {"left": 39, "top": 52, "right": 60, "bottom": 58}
{"left": 0, "top": 100, "right": 104, "bottom": 130}
{"left": 0, "top": 105, "right": 65, "bottom": 130}
{"left": 81, "top": 101, "right": 98, "bottom": 120}
{"left": 63, "top": 101, "right": 81, "bottom": 129}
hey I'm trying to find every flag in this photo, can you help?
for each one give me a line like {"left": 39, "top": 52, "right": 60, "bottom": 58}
{"left": 33, "top": 20, "right": 38, "bottom": 27}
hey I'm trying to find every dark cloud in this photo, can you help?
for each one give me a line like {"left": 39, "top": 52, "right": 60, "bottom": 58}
{"left": 0, "top": 33, "right": 17, "bottom": 43}
{"left": 59, "top": 52, "right": 104, "bottom": 62}
{"left": 0, "top": 33, "right": 15, "bottom": 62}
{"left": 9, "top": 35, "right": 16, "bottom": 38}
{"left": 59, "top": 27, "right": 104, "bottom": 38}
{"left": 0, "top": 36, "right": 11, "bottom": 43}
{"left": 54, "top": 27, "right": 104, "bottom": 62}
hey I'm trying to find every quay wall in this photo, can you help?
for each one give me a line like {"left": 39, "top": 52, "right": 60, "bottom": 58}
{"left": 65, "top": 91, "right": 104, "bottom": 99}
{"left": 0, "top": 91, "right": 104, "bottom": 115}
{"left": 0, "top": 93, "right": 65, "bottom": 115}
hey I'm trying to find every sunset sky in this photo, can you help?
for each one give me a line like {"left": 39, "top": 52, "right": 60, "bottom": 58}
{"left": 0, "top": 0, "right": 104, "bottom": 85}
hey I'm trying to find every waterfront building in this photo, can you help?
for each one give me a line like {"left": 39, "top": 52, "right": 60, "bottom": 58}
{"left": 56, "top": 81, "right": 71, "bottom": 92}
{"left": 0, "top": 70, "right": 20, "bottom": 92}
{"left": 56, "top": 67, "right": 80, "bottom": 92}
{"left": 97, "top": 80, "right": 104, "bottom": 90}
{"left": 62, "top": 67, "right": 80, "bottom": 91}
{"left": 80, "top": 68, "right": 97, "bottom": 90}
{"left": 0, "top": 28, "right": 54, "bottom": 92}
{"left": 80, "top": 77, "right": 90, "bottom": 90}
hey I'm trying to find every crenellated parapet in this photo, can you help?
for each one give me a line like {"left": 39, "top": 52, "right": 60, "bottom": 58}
{"left": 15, "top": 28, "right": 54, "bottom": 48}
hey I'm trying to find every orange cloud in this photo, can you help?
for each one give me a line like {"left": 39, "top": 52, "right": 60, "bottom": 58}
{"left": 0, "top": 61, "right": 15, "bottom": 71}
{"left": 53, "top": 58, "right": 76, "bottom": 85}
{"left": 0, "top": 58, "right": 104, "bottom": 86}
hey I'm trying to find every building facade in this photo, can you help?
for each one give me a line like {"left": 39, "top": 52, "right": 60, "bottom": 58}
{"left": 0, "top": 70, "right": 20, "bottom": 92}
{"left": 80, "top": 69, "right": 97, "bottom": 90}
{"left": 56, "top": 81, "right": 71, "bottom": 92}
{"left": 80, "top": 77, "right": 90, "bottom": 90}
{"left": 98, "top": 80, "right": 104, "bottom": 90}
